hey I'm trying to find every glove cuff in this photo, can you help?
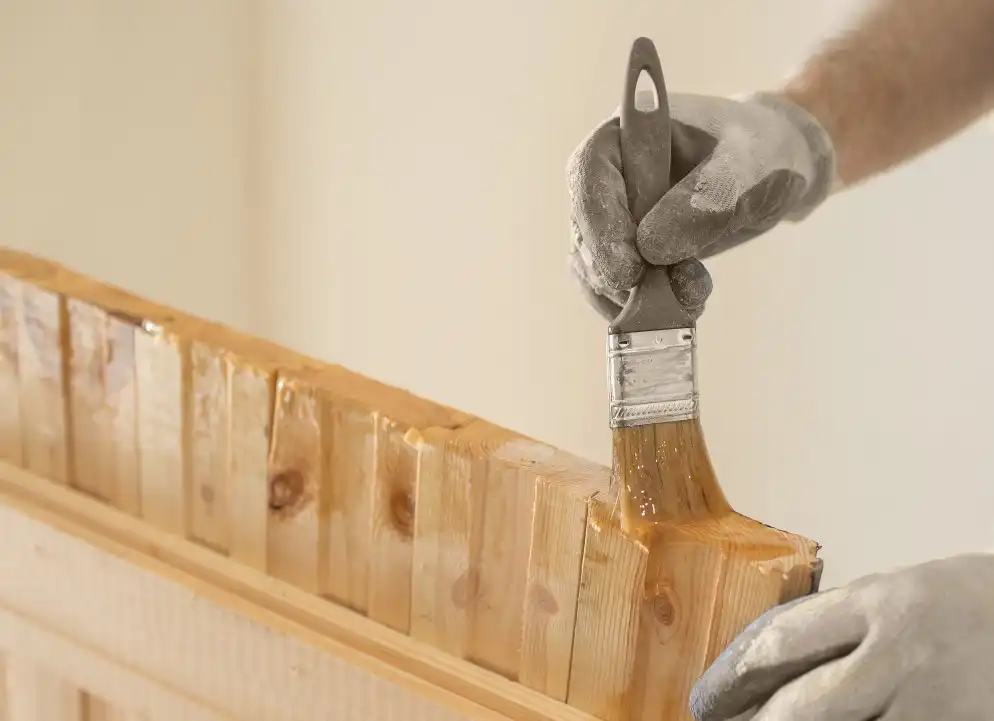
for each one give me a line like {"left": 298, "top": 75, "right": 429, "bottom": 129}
{"left": 749, "top": 91, "right": 840, "bottom": 221}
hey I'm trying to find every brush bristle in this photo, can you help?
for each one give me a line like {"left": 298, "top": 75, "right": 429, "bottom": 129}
{"left": 612, "top": 419, "right": 730, "bottom": 539}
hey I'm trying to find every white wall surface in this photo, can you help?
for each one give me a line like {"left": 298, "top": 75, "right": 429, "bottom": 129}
{"left": 0, "top": 0, "right": 256, "bottom": 331}
{"left": 2, "top": 1, "right": 991, "bottom": 588}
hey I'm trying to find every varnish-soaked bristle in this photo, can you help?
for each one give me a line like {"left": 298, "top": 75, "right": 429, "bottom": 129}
{"left": 611, "top": 418, "right": 731, "bottom": 539}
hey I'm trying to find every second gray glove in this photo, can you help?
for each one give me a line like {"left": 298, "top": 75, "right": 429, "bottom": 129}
{"left": 567, "top": 91, "right": 836, "bottom": 321}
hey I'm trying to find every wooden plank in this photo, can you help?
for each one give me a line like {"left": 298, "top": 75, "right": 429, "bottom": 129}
{"left": 66, "top": 300, "right": 140, "bottom": 514}
{"left": 323, "top": 400, "right": 375, "bottom": 611}
{"left": 267, "top": 374, "right": 323, "bottom": 593}
{"left": 186, "top": 341, "right": 230, "bottom": 552}
{"left": 410, "top": 426, "right": 474, "bottom": 657}
{"left": 0, "top": 276, "right": 22, "bottom": 466}
{"left": 227, "top": 360, "right": 272, "bottom": 570}
{"left": 367, "top": 415, "right": 419, "bottom": 633}
{"left": 520, "top": 478, "right": 590, "bottom": 701}
{"left": 16, "top": 282, "right": 68, "bottom": 483}
{"left": 4, "top": 660, "right": 83, "bottom": 721}
{"left": 0, "top": 459, "right": 597, "bottom": 721}
{"left": 465, "top": 455, "right": 536, "bottom": 680}
{"left": 0, "top": 248, "right": 821, "bottom": 720}
{"left": 134, "top": 329, "right": 185, "bottom": 535}
{"left": 567, "top": 501, "right": 647, "bottom": 721}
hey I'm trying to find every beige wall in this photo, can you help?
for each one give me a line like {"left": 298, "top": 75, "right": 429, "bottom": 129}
{"left": 3, "top": 1, "right": 992, "bottom": 588}
{"left": 0, "top": 0, "right": 256, "bottom": 331}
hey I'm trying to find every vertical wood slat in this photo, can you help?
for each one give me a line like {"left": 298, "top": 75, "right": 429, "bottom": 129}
{"left": 267, "top": 374, "right": 323, "bottom": 593}
{"left": 16, "top": 282, "right": 68, "bottom": 484}
{"left": 5, "top": 659, "right": 84, "bottom": 721}
{"left": 410, "top": 426, "right": 474, "bottom": 657}
{"left": 567, "top": 501, "right": 648, "bottom": 721}
{"left": 465, "top": 455, "right": 536, "bottom": 679}
{"left": 186, "top": 341, "right": 231, "bottom": 553}
{"left": 367, "top": 416, "right": 419, "bottom": 633}
{"left": 66, "top": 300, "right": 141, "bottom": 514}
{"left": 409, "top": 428, "right": 592, "bottom": 683}
{"left": 0, "top": 276, "right": 22, "bottom": 466}
{"left": 134, "top": 329, "right": 185, "bottom": 535}
{"left": 322, "top": 400, "right": 375, "bottom": 612}
{"left": 227, "top": 361, "right": 273, "bottom": 570}
{"left": 519, "top": 476, "right": 593, "bottom": 701}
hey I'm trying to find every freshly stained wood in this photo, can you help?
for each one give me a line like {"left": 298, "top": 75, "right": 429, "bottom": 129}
{"left": 0, "top": 249, "right": 821, "bottom": 721}
{"left": 567, "top": 504, "right": 647, "bottom": 721}
{"left": 519, "top": 474, "right": 592, "bottom": 701}
{"left": 600, "top": 419, "right": 820, "bottom": 721}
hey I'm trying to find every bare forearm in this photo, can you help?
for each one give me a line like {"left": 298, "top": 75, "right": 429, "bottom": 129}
{"left": 782, "top": 0, "right": 994, "bottom": 186}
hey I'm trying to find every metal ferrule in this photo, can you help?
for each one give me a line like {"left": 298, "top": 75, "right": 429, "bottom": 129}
{"left": 607, "top": 327, "right": 698, "bottom": 428}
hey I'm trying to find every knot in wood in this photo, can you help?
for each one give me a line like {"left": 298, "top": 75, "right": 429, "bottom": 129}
{"left": 529, "top": 583, "right": 559, "bottom": 615}
{"left": 269, "top": 469, "right": 304, "bottom": 512}
{"left": 451, "top": 568, "right": 481, "bottom": 609}
{"left": 388, "top": 488, "right": 414, "bottom": 538}
{"left": 651, "top": 587, "right": 675, "bottom": 626}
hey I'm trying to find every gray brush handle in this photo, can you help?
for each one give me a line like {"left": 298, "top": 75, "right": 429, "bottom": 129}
{"left": 609, "top": 37, "right": 693, "bottom": 335}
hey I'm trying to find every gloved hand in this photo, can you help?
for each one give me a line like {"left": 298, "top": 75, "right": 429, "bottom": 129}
{"left": 567, "top": 91, "right": 836, "bottom": 321}
{"left": 690, "top": 553, "right": 994, "bottom": 721}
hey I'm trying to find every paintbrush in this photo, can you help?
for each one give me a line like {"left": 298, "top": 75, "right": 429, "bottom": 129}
{"left": 607, "top": 37, "right": 730, "bottom": 541}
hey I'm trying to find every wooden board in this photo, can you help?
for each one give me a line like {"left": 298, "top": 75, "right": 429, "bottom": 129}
{"left": 0, "top": 248, "right": 821, "bottom": 721}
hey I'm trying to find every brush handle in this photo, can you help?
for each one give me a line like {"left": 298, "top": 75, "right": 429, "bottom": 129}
{"left": 620, "top": 37, "right": 672, "bottom": 222}
{"left": 609, "top": 37, "right": 693, "bottom": 335}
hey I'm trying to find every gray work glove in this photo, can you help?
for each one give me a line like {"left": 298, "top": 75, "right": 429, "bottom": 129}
{"left": 690, "top": 553, "right": 994, "bottom": 721}
{"left": 567, "top": 91, "right": 836, "bottom": 321}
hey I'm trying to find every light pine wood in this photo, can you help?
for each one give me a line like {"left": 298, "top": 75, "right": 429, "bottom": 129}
{"left": 0, "top": 459, "right": 591, "bottom": 721}
{"left": 0, "top": 248, "right": 821, "bottom": 721}
{"left": 0, "top": 277, "right": 23, "bottom": 466}
{"left": 267, "top": 375, "right": 324, "bottom": 593}
{"left": 134, "top": 330, "right": 185, "bottom": 535}
{"left": 368, "top": 415, "right": 420, "bottom": 633}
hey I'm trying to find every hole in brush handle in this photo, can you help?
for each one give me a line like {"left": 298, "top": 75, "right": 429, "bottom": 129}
{"left": 610, "top": 37, "right": 691, "bottom": 334}
{"left": 620, "top": 37, "right": 672, "bottom": 223}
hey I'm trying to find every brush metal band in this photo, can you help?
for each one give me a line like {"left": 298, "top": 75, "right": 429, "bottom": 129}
{"left": 607, "top": 327, "right": 699, "bottom": 428}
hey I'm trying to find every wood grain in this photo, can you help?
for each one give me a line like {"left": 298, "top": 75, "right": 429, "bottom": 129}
{"left": 323, "top": 399, "right": 375, "bottom": 611}
{"left": 0, "top": 249, "right": 821, "bottom": 721}
{"left": 0, "top": 277, "right": 22, "bottom": 466}
{"left": 367, "top": 415, "right": 419, "bottom": 633}
{"left": 66, "top": 300, "right": 140, "bottom": 514}
{"left": 600, "top": 419, "right": 819, "bottom": 721}
{"left": 267, "top": 374, "right": 324, "bottom": 593}
{"left": 134, "top": 329, "right": 185, "bottom": 535}
{"left": 16, "top": 282, "right": 67, "bottom": 483}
